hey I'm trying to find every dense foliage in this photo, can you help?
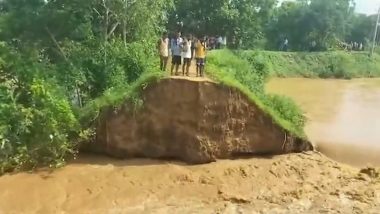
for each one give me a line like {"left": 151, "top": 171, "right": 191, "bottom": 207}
{"left": 168, "top": 0, "right": 276, "bottom": 48}
{"left": 0, "top": 0, "right": 172, "bottom": 174}
{"left": 0, "top": 44, "right": 79, "bottom": 173}
{"left": 170, "top": 0, "right": 377, "bottom": 50}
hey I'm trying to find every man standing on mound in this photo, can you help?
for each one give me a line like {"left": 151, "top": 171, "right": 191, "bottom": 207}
{"left": 182, "top": 36, "right": 192, "bottom": 76}
{"left": 157, "top": 32, "right": 169, "bottom": 71}
{"left": 195, "top": 37, "right": 207, "bottom": 77}
{"left": 170, "top": 31, "right": 183, "bottom": 75}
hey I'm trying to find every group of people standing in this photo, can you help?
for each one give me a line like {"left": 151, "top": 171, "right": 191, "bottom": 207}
{"left": 347, "top": 41, "right": 364, "bottom": 51}
{"left": 157, "top": 31, "right": 208, "bottom": 77}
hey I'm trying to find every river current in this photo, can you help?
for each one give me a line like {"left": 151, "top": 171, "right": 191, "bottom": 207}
{"left": 267, "top": 78, "right": 380, "bottom": 167}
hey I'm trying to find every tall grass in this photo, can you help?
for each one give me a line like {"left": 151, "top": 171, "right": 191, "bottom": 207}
{"left": 207, "top": 50, "right": 307, "bottom": 138}
{"left": 239, "top": 50, "right": 380, "bottom": 79}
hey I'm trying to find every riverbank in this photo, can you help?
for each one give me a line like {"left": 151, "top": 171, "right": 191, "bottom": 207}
{"left": 0, "top": 153, "right": 379, "bottom": 213}
{"left": 237, "top": 50, "right": 380, "bottom": 79}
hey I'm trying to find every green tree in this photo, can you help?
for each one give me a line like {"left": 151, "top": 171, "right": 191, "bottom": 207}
{"left": 168, "top": 0, "right": 276, "bottom": 49}
{"left": 267, "top": 0, "right": 355, "bottom": 51}
{"left": 0, "top": 0, "right": 172, "bottom": 173}
{"left": 0, "top": 0, "right": 172, "bottom": 101}
{"left": 346, "top": 14, "right": 375, "bottom": 45}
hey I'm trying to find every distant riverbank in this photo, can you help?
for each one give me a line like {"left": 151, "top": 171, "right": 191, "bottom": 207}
{"left": 237, "top": 50, "right": 380, "bottom": 79}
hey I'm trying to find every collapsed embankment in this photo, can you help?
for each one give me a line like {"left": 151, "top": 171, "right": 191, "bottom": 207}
{"left": 87, "top": 78, "right": 313, "bottom": 163}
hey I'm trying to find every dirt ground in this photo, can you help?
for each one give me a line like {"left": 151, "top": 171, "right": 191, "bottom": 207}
{"left": 0, "top": 152, "right": 379, "bottom": 214}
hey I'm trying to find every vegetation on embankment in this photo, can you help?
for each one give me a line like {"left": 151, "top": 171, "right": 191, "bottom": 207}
{"left": 0, "top": 0, "right": 173, "bottom": 175}
{"left": 0, "top": 42, "right": 164, "bottom": 175}
{"left": 1, "top": 47, "right": 310, "bottom": 174}
{"left": 238, "top": 50, "right": 380, "bottom": 79}
{"left": 207, "top": 50, "right": 307, "bottom": 138}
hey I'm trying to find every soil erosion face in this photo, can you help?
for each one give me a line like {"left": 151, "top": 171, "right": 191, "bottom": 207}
{"left": 89, "top": 78, "right": 313, "bottom": 163}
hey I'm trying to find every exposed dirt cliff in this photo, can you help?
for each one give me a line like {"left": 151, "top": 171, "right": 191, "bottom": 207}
{"left": 89, "top": 78, "right": 313, "bottom": 163}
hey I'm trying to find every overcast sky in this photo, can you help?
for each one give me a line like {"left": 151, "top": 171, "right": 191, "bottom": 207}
{"left": 279, "top": 0, "right": 380, "bottom": 15}
{"left": 355, "top": 0, "right": 380, "bottom": 14}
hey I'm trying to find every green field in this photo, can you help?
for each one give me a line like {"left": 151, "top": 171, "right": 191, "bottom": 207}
{"left": 238, "top": 50, "right": 380, "bottom": 79}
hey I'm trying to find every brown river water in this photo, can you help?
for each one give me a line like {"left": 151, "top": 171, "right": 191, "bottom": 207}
{"left": 267, "top": 78, "right": 380, "bottom": 167}
{"left": 1, "top": 78, "right": 380, "bottom": 213}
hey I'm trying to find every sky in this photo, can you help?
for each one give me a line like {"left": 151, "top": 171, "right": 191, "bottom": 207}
{"left": 355, "top": 0, "right": 380, "bottom": 15}
{"left": 279, "top": 0, "right": 380, "bottom": 15}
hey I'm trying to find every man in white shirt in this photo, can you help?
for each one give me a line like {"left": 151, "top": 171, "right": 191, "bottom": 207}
{"left": 217, "top": 36, "right": 223, "bottom": 49}
{"left": 182, "top": 36, "right": 192, "bottom": 76}
{"left": 170, "top": 31, "right": 183, "bottom": 75}
{"left": 157, "top": 32, "right": 169, "bottom": 71}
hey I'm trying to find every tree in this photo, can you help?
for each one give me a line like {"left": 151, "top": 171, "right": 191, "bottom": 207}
{"left": 266, "top": 0, "right": 355, "bottom": 51}
{"left": 168, "top": 0, "right": 276, "bottom": 49}
{"left": 346, "top": 14, "right": 375, "bottom": 45}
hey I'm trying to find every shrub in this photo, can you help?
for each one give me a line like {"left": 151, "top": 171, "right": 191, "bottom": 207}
{"left": 59, "top": 39, "right": 158, "bottom": 103}
{"left": 0, "top": 36, "right": 162, "bottom": 174}
{"left": 0, "top": 45, "right": 79, "bottom": 174}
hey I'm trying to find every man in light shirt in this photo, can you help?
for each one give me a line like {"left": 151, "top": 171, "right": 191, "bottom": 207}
{"left": 217, "top": 36, "right": 223, "bottom": 49}
{"left": 157, "top": 32, "right": 169, "bottom": 71}
{"left": 182, "top": 36, "right": 192, "bottom": 76}
{"left": 170, "top": 31, "right": 183, "bottom": 75}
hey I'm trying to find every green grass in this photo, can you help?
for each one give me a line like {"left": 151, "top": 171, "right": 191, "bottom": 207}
{"left": 239, "top": 50, "right": 380, "bottom": 79}
{"left": 80, "top": 71, "right": 167, "bottom": 126}
{"left": 207, "top": 50, "right": 307, "bottom": 138}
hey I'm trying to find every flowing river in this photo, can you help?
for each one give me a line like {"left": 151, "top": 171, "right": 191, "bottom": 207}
{"left": 1, "top": 78, "right": 380, "bottom": 213}
{"left": 267, "top": 78, "right": 380, "bottom": 167}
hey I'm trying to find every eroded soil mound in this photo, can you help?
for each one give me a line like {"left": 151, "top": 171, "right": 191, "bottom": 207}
{"left": 90, "top": 78, "right": 313, "bottom": 163}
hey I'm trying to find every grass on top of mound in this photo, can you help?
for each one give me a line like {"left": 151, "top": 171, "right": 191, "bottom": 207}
{"left": 206, "top": 50, "right": 307, "bottom": 138}
{"left": 80, "top": 71, "right": 167, "bottom": 126}
{"left": 239, "top": 50, "right": 380, "bottom": 79}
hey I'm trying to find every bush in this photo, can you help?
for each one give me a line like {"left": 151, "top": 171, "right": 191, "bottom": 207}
{"left": 58, "top": 39, "right": 159, "bottom": 103}
{"left": 0, "top": 33, "right": 164, "bottom": 174}
{"left": 0, "top": 46, "right": 79, "bottom": 174}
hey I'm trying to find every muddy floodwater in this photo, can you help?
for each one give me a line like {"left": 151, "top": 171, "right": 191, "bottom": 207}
{"left": 267, "top": 78, "right": 380, "bottom": 167}
{"left": 0, "top": 78, "right": 380, "bottom": 214}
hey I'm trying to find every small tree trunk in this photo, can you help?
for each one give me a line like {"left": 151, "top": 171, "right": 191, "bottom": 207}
{"left": 103, "top": 0, "right": 109, "bottom": 70}
{"left": 123, "top": 0, "right": 129, "bottom": 47}
{"left": 123, "top": 20, "right": 127, "bottom": 47}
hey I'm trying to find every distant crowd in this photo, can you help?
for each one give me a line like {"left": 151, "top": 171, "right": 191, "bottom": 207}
{"left": 346, "top": 41, "right": 365, "bottom": 51}
{"left": 279, "top": 37, "right": 366, "bottom": 52}
{"left": 157, "top": 31, "right": 227, "bottom": 77}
